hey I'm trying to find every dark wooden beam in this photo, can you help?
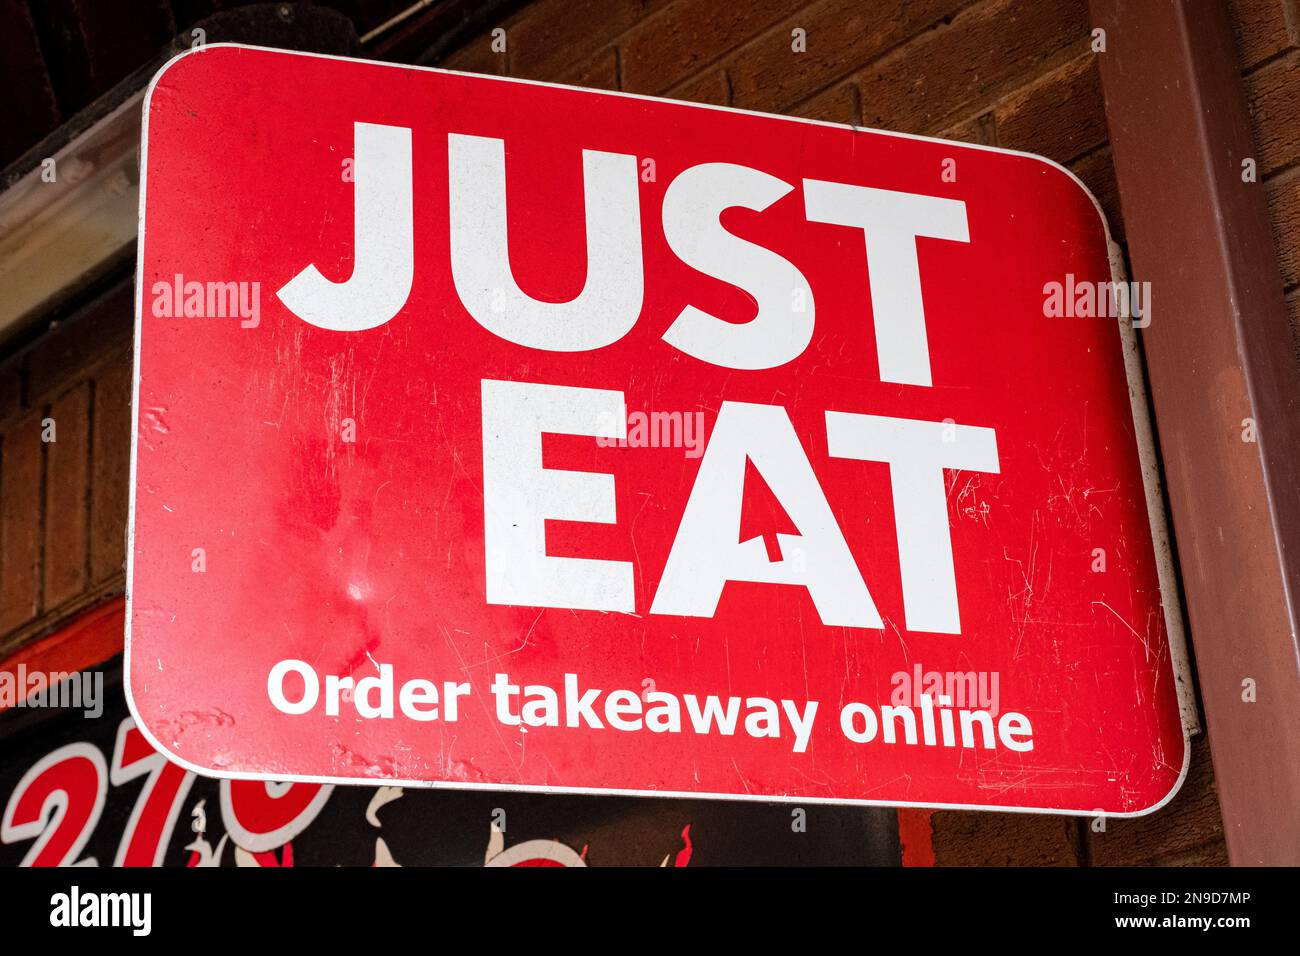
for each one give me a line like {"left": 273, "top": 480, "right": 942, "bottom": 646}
{"left": 1089, "top": 0, "right": 1300, "bottom": 864}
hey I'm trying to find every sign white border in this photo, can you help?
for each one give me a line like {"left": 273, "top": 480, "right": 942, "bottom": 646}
{"left": 126, "top": 43, "right": 1193, "bottom": 818}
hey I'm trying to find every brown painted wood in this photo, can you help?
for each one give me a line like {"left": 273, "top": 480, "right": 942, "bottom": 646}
{"left": 1090, "top": 0, "right": 1300, "bottom": 864}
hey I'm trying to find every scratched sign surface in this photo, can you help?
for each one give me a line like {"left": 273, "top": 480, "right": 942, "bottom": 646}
{"left": 129, "top": 45, "right": 1187, "bottom": 813}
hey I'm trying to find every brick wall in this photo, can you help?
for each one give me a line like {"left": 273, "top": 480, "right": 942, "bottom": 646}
{"left": 442, "top": 0, "right": 1126, "bottom": 239}
{"left": 439, "top": 0, "right": 1228, "bottom": 865}
{"left": 1233, "top": 0, "right": 1300, "bottom": 362}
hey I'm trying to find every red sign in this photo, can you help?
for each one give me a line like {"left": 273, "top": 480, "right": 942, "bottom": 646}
{"left": 130, "top": 44, "right": 1188, "bottom": 815}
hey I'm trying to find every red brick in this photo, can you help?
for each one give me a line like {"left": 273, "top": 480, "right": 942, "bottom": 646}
{"left": 937, "top": 111, "right": 996, "bottom": 146}
{"left": 43, "top": 384, "right": 90, "bottom": 609}
{"left": 559, "top": 47, "right": 620, "bottom": 90}
{"left": 854, "top": 0, "right": 1089, "bottom": 136}
{"left": 619, "top": 0, "right": 792, "bottom": 95}
{"left": 994, "top": 53, "right": 1106, "bottom": 165}
{"left": 1230, "top": 0, "right": 1296, "bottom": 71}
{"left": 930, "top": 809, "right": 1081, "bottom": 865}
{"left": 1265, "top": 169, "right": 1300, "bottom": 286}
{"left": 788, "top": 82, "right": 858, "bottom": 125}
{"left": 1088, "top": 735, "right": 1227, "bottom": 865}
{"left": 718, "top": 0, "right": 959, "bottom": 116}
{"left": 667, "top": 68, "right": 730, "bottom": 107}
{"left": 91, "top": 352, "right": 132, "bottom": 584}
{"left": 1069, "top": 145, "right": 1126, "bottom": 245}
{"left": 439, "top": 29, "right": 510, "bottom": 75}
{"left": 1244, "top": 52, "right": 1300, "bottom": 177}
{"left": 507, "top": 0, "right": 641, "bottom": 81}
{"left": 0, "top": 412, "right": 44, "bottom": 635}
{"left": 1285, "top": 288, "right": 1300, "bottom": 360}
{"left": 1155, "top": 842, "right": 1232, "bottom": 866}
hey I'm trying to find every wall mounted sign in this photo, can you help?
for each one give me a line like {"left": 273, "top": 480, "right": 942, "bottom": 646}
{"left": 130, "top": 44, "right": 1189, "bottom": 814}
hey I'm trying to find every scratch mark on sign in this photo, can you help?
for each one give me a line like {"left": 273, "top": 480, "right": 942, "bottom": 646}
{"left": 1091, "top": 600, "right": 1151, "bottom": 658}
